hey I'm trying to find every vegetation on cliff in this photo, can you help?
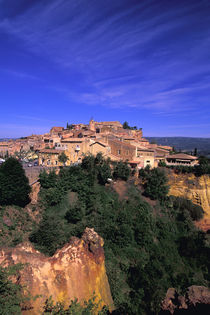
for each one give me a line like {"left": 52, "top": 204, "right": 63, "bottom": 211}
{"left": 28, "top": 155, "right": 209, "bottom": 314}
{"left": 0, "top": 265, "right": 23, "bottom": 315}
{"left": 0, "top": 154, "right": 209, "bottom": 314}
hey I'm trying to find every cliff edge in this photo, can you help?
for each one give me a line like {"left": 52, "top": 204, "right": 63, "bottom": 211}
{"left": 0, "top": 228, "right": 114, "bottom": 314}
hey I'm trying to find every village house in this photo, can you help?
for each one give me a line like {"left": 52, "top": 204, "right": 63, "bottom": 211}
{"left": 38, "top": 148, "right": 68, "bottom": 167}
{"left": 135, "top": 146, "right": 155, "bottom": 168}
{"left": 89, "top": 120, "right": 123, "bottom": 133}
{"left": 89, "top": 140, "right": 111, "bottom": 157}
{"left": 58, "top": 137, "right": 92, "bottom": 164}
{"left": 165, "top": 153, "right": 198, "bottom": 166}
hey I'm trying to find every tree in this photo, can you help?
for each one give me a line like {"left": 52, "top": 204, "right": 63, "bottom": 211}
{"left": 58, "top": 152, "right": 68, "bottom": 166}
{"left": 98, "top": 161, "right": 112, "bottom": 185}
{"left": 123, "top": 121, "right": 130, "bottom": 129}
{"left": 66, "top": 122, "right": 73, "bottom": 130}
{"left": 143, "top": 168, "right": 169, "bottom": 201}
{"left": 0, "top": 157, "right": 31, "bottom": 207}
{"left": 29, "top": 215, "right": 68, "bottom": 256}
{"left": 113, "top": 161, "right": 130, "bottom": 181}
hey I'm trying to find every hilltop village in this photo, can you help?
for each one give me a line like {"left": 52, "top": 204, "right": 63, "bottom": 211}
{"left": 0, "top": 120, "right": 198, "bottom": 168}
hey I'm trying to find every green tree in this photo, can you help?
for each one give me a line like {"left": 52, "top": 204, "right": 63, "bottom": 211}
{"left": 143, "top": 168, "right": 169, "bottom": 201}
{"left": 39, "top": 170, "right": 57, "bottom": 189}
{"left": 123, "top": 121, "right": 130, "bottom": 129}
{"left": 113, "top": 161, "right": 130, "bottom": 181}
{"left": 29, "top": 215, "right": 68, "bottom": 256}
{"left": 58, "top": 152, "right": 68, "bottom": 166}
{"left": 0, "top": 157, "right": 31, "bottom": 207}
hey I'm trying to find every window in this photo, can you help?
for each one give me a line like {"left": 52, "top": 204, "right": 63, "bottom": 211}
{"left": 118, "top": 150, "right": 121, "bottom": 155}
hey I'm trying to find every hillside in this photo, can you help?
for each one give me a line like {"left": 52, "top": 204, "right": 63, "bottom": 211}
{"left": 146, "top": 137, "right": 210, "bottom": 156}
{"left": 0, "top": 156, "right": 210, "bottom": 314}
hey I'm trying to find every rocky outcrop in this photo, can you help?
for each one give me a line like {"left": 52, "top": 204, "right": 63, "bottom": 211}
{"left": 168, "top": 172, "right": 210, "bottom": 231}
{"left": 0, "top": 228, "right": 114, "bottom": 314}
{"left": 161, "top": 286, "right": 210, "bottom": 314}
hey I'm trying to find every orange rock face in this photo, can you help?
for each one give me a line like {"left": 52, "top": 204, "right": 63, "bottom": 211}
{"left": 168, "top": 173, "right": 210, "bottom": 231}
{"left": 0, "top": 228, "right": 114, "bottom": 314}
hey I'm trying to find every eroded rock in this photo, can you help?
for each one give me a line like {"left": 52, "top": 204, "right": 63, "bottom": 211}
{"left": 161, "top": 286, "right": 210, "bottom": 314}
{"left": 0, "top": 228, "right": 114, "bottom": 314}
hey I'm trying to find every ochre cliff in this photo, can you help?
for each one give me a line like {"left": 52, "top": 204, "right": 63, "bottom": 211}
{"left": 168, "top": 172, "right": 210, "bottom": 231}
{"left": 0, "top": 228, "right": 114, "bottom": 314}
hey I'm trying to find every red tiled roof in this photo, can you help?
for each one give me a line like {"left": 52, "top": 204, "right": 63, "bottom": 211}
{"left": 166, "top": 153, "right": 198, "bottom": 160}
{"left": 39, "top": 149, "right": 62, "bottom": 154}
{"left": 61, "top": 138, "right": 85, "bottom": 142}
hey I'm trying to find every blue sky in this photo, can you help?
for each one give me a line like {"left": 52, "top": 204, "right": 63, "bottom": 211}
{"left": 0, "top": 0, "right": 210, "bottom": 138}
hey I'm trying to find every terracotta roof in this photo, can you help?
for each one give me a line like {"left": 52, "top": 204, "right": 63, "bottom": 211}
{"left": 166, "top": 153, "right": 198, "bottom": 160}
{"left": 61, "top": 138, "right": 85, "bottom": 142}
{"left": 39, "top": 149, "right": 62, "bottom": 154}
{"left": 90, "top": 140, "right": 109, "bottom": 147}
{"left": 108, "top": 138, "right": 136, "bottom": 150}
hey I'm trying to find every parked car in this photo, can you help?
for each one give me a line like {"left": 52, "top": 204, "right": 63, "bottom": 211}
{"left": 34, "top": 161, "right": 38, "bottom": 166}
{"left": 28, "top": 163, "right": 33, "bottom": 167}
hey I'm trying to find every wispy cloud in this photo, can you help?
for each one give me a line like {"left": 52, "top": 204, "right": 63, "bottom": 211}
{"left": 0, "top": 0, "right": 210, "bottom": 136}
{"left": 15, "top": 115, "right": 58, "bottom": 123}
{"left": 1, "top": 69, "right": 41, "bottom": 81}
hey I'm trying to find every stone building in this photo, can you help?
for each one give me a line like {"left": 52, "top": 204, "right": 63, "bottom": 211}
{"left": 38, "top": 148, "right": 67, "bottom": 166}
{"left": 165, "top": 153, "right": 198, "bottom": 166}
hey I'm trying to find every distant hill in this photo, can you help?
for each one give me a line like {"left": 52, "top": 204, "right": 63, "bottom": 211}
{"left": 0, "top": 138, "right": 14, "bottom": 141}
{"left": 146, "top": 137, "right": 210, "bottom": 157}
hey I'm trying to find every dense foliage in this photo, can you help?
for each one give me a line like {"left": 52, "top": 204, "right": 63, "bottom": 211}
{"left": 0, "top": 265, "right": 23, "bottom": 315}
{"left": 113, "top": 161, "right": 130, "bottom": 181}
{"left": 0, "top": 158, "right": 31, "bottom": 207}
{"left": 28, "top": 156, "right": 209, "bottom": 314}
{"left": 139, "top": 166, "right": 169, "bottom": 202}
